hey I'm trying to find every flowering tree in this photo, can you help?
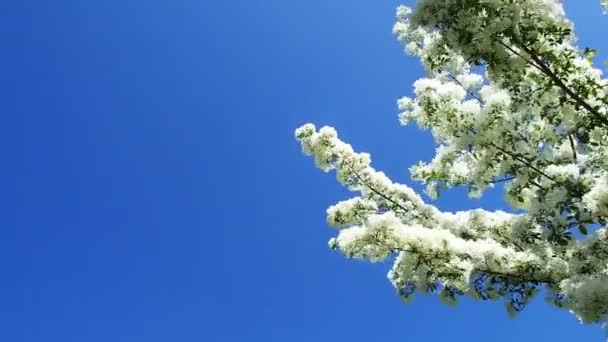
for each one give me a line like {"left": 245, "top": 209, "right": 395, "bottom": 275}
{"left": 296, "top": 0, "right": 608, "bottom": 327}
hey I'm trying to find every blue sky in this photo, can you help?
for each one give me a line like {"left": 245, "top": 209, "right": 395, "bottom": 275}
{"left": 1, "top": 1, "right": 606, "bottom": 341}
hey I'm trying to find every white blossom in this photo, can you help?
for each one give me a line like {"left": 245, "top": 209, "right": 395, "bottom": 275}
{"left": 583, "top": 176, "right": 608, "bottom": 218}
{"left": 295, "top": 0, "right": 608, "bottom": 331}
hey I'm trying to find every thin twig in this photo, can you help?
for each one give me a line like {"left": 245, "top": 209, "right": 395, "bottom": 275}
{"left": 568, "top": 135, "right": 578, "bottom": 162}
{"left": 490, "top": 142, "right": 555, "bottom": 182}
{"left": 447, "top": 73, "right": 482, "bottom": 102}
{"left": 500, "top": 40, "right": 608, "bottom": 128}
{"left": 489, "top": 176, "right": 516, "bottom": 184}
{"left": 394, "top": 247, "right": 556, "bottom": 285}
{"left": 348, "top": 165, "right": 410, "bottom": 214}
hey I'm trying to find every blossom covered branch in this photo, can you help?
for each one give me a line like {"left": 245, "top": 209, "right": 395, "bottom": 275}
{"left": 296, "top": 0, "right": 608, "bottom": 327}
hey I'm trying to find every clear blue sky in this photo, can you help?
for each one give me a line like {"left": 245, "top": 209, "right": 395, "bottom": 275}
{"left": 1, "top": 1, "right": 606, "bottom": 341}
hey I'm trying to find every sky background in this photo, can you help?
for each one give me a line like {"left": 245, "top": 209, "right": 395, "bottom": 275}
{"left": 1, "top": 1, "right": 607, "bottom": 341}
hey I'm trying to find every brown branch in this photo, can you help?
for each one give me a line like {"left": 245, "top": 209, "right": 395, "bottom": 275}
{"left": 489, "top": 142, "right": 556, "bottom": 182}
{"left": 529, "top": 180, "right": 545, "bottom": 190}
{"left": 568, "top": 135, "right": 578, "bottom": 162}
{"left": 479, "top": 269, "right": 555, "bottom": 285}
{"left": 348, "top": 165, "right": 410, "bottom": 214}
{"left": 498, "top": 41, "right": 545, "bottom": 73}
{"left": 489, "top": 176, "right": 516, "bottom": 184}
{"left": 522, "top": 46, "right": 608, "bottom": 127}
{"left": 447, "top": 73, "right": 482, "bottom": 102}
{"left": 500, "top": 40, "right": 608, "bottom": 128}
{"left": 392, "top": 248, "right": 556, "bottom": 285}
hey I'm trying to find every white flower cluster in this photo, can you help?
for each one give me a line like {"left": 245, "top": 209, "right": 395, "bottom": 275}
{"left": 296, "top": 124, "right": 567, "bottom": 294}
{"left": 296, "top": 0, "right": 608, "bottom": 329}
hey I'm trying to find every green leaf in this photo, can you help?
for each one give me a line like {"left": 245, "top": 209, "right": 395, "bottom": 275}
{"left": 583, "top": 47, "right": 598, "bottom": 62}
{"left": 579, "top": 225, "right": 588, "bottom": 236}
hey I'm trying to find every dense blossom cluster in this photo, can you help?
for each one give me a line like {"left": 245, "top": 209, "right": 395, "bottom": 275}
{"left": 296, "top": 0, "right": 608, "bottom": 328}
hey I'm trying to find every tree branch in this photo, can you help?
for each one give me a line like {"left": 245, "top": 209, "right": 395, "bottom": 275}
{"left": 500, "top": 40, "right": 608, "bottom": 128}
{"left": 479, "top": 269, "right": 555, "bottom": 285}
{"left": 392, "top": 248, "right": 556, "bottom": 285}
{"left": 568, "top": 135, "right": 578, "bottom": 162}
{"left": 348, "top": 165, "right": 410, "bottom": 214}
{"left": 489, "top": 142, "right": 556, "bottom": 182}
